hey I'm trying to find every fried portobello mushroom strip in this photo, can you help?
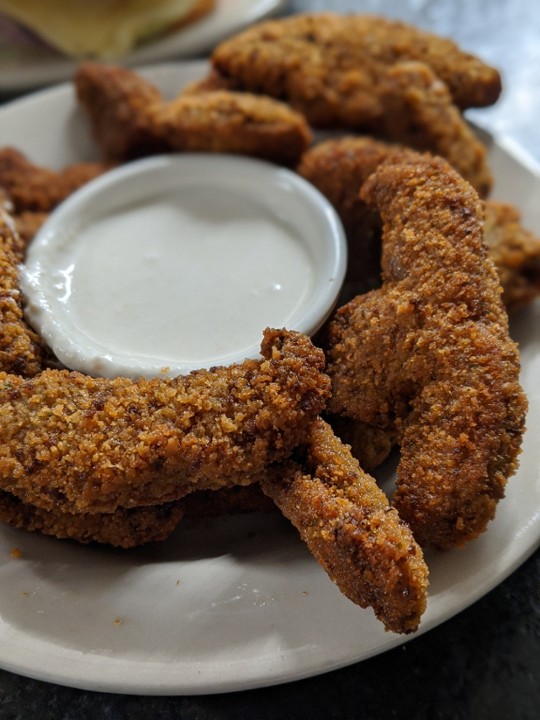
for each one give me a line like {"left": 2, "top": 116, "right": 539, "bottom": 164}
{"left": 0, "top": 147, "right": 110, "bottom": 247}
{"left": 210, "top": 14, "right": 501, "bottom": 118}
{"left": 299, "top": 136, "right": 540, "bottom": 310}
{"left": 0, "top": 210, "right": 43, "bottom": 377}
{"left": 261, "top": 418, "right": 428, "bottom": 634}
{"left": 0, "top": 488, "right": 185, "bottom": 548}
{"left": 0, "top": 484, "right": 275, "bottom": 550}
{"left": 75, "top": 62, "right": 312, "bottom": 166}
{"left": 205, "top": 13, "right": 498, "bottom": 194}
{"left": 0, "top": 328, "right": 329, "bottom": 514}
{"left": 327, "top": 152, "right": 527, "bottom": 550}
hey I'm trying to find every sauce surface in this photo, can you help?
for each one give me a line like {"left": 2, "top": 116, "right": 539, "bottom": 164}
{"left": 22, "top": 185, "right": 315, "bottom": 377}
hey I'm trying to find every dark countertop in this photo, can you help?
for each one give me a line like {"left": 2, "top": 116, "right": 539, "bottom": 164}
{"left": 0, "top": 1, "right": 539, "bottom": 717}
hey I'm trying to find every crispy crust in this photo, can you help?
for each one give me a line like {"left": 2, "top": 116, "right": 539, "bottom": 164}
{"left": 0, "top": 328, "right": 329, "bottom": 514}
{"left": 298, "top": 136, "right": 392, "bottom": 296}
{"left": 374, "top": 61, "right": 492, "bottom": 196}
{"left": 261, "top": 418, "right": 428, "bottom": 634}
{"left": 484, "top": 200, "right": 540, "bottom": 310}
{"left": 0, "top": 488, "right": 184, "bottom": 548}
{"left": 211, "top": 13, "right": 501, "bottom": 123}
{"left": 0, "top": 147, "right": 111, "bottom": 249}
{"left": 209, "top": 15, "right": 496, "bottom": 194}
{"left": 327, "top": 152, "right": 526, "bottom": 549}
{"left": 75, "top": 62, "right": 167, "bottom": 160}
{"left": 0, "top": 38, "right": 528, "bottom": 629}
{"left": 153, "top": 90, "right": 312, "bottom": 166}
{"left": 75, "top": 63, "right": 312, "bottom": 166}
{"left": 299, "top": 136, "right": 540, "bottom": 309}
{"left": 0, "top": 482, "right": 270, "bottom": 550}
{"left": 327, "top": 415, "right": 397, "bottom": 474}
{"left": 0, "top": 211, "right": 43, "bottom": 377}
{"left": 0, "top": 147, "right": 109, "bottom": 213}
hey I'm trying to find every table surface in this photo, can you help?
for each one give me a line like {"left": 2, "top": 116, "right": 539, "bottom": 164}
{"left": 0, "top": 1, "right": 538, "bottom": 718}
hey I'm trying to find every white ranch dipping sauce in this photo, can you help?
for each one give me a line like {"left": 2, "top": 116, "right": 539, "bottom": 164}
{"left": 22, "top": 155, "right": 346, "bottom": 379}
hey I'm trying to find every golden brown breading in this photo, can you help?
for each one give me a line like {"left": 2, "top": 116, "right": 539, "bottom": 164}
{"left": 152, "top": 90, "right": 312, "bottom": 166}
{"left": 0, "top": 147, "right": 109, "bottom": 213}
{"left": 210, "top": 13, "right": 501, "bottom": 123}
{"left": 261, "top": 418, "right": 428, "bottom": 634}
{"left": 209, "top": 15, "right": 495, "bottom": 193}
{"left": 0, "top": 149, "right": 109, "bottom": 248}
{"left": 299, "top": 136, "right": 540, "bottom": 309}
{"left": 0, "top": 488, "right": 184, "bottom": 548}
{"left": 0, "top": 328, "right": 330, "bottom": 515}
{"left": 375, "top": 61, "right": 492, "bottom": 196}
{"left": 0, "top": 484, "right": 276, "bottom": 549}
{"left": 75, "top": 63, "right": 312, "bottom": 166}
{"left": 298, "top": 136, "right": 391, "bottom": 295}
{"left": 326, "top": 152, "right": 527, "bottom": 550}
{"left": 327, "top": 415, "right": 397, "bottom": 474}
{"left": 484, "top": 199, "right": 540, "bottom": 310}
{"left": 74, "top": 62, "right": 167, "bottom": 161}
{"left": 0, "top": 211, "right": 43, "bottom": 377}
{"left": 0, "top": 413, "right": 429, "bottom": 633}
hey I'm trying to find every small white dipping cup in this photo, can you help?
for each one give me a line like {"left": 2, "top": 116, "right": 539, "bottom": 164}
{"left": 21, "top": 154, "right": 347, "bottom": 378}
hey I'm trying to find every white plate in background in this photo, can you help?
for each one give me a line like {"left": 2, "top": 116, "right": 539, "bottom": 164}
{"left": 0, "top": 64, "right": 538, "bottom": 695}
{"left": 0, "top": 0, "right": 285, "bottom": 92}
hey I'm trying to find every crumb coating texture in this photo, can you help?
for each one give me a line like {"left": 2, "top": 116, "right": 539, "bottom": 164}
{"left": 0, "top": 329, "right": 330, "bottom": 514}
{"left": 327, "top": 153, "right": 526, "bottom": 549}
{"left": 261, "top": 418, "right": 429, "bottom": 634}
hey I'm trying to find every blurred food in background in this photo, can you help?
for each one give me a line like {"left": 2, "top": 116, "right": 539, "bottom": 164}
{"left": 0, "top": 0, "right": 215, "bottom": 59}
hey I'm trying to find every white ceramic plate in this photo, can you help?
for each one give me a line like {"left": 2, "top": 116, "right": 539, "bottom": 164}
{"left": 0, "top": 0, "right": 285, "bottom": 92}
{"left": 0, "top": 64, "right": 538, "bottom": 696}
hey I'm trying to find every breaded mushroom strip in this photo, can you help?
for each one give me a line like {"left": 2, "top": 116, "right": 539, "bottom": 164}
{"left": 0, "top": 489, "right": 185, "bottom": 548}
{"left": 299, "top": 136, "right": 540, "bottom": 310}
{"left": 0, "top": 485, "right": 275, "bottom": 549}
{"left": 152, "top": 90, "right": 312, "bottom": 167}
{"left": 0, "top": 147, "right": 109, "bottom": 214}
{"left": 74, "top": 62, "right": 167, "bottom": 161}
{"left": 75, "top": 63, "right": 312, "bottom": 166}
{"left": 376, "top": 61, "right": 492, "bottom": 196}
{"left": 0, "top": 329, "right": 330, "bottom": 514}
{"left": 298, "top": 136, "right": 393, "bottom": 293}
{"left": 0, "top": 211, "right": 43, "bottom": 377}
{"left": 327, "top": 153, "right": 527, "bottom": 549}
{"left": 210, "top": 13, "right": 501, "bottom": 122}
{"left": 261, "top": 418, "right": 428, "bottom": 634}
{"left": 209, "top": 15, "right": 494, "bottom": 193}
{"left": 484, "top": 199, "right": 540, "bottom": 310}
{"left": 0, "top": 147, "right": 110, "bottom": 248}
